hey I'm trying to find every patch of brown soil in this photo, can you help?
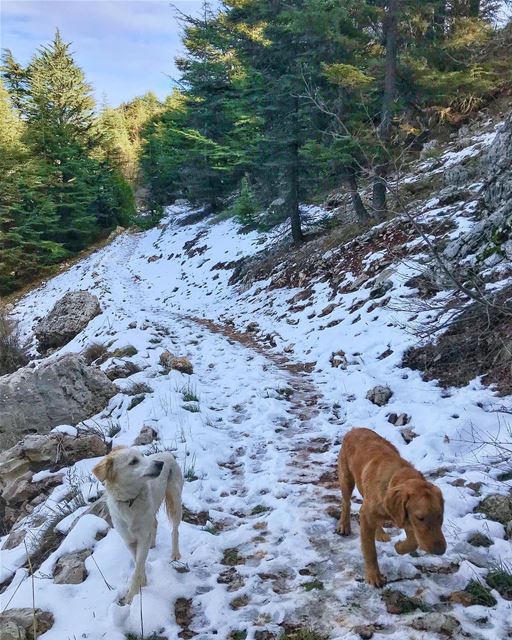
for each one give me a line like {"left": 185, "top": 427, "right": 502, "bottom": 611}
{"left": 403, "top": 289, "right": 512, "bottom": 393}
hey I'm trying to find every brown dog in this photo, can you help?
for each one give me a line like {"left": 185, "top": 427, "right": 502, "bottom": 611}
{"left": 337, "top": 427, "right": 446, "bottom": 587}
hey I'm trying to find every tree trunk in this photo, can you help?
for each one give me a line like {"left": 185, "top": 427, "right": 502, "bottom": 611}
{"left": 468, "top": 0, "right": 481, "bottom": 17}
{"left": 288, "top": 97, "right": 304, "bottom": 243}
{"left": 432, "top": 0, "right": 447, "bottom": 38}
{"left": 342, "top": 169, "right": 370, "bottom": 223}
{"left": 372, "top": 0, "right": 399, "bottom": 220}
{"left": 288, "top": 144, "right": 303, "bottom": 242}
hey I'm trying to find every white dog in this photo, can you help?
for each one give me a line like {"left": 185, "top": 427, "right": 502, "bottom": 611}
{"left": 92, "top": 446, "right": 183, "bottom": 603}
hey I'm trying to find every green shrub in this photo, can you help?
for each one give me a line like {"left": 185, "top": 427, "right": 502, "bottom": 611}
{"left": 232, "top": 177, "right": 258, "bottom": 225}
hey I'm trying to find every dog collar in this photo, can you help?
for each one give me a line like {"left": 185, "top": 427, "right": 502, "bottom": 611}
{"left": 116, "top": 492, "right": 141, "bottom": 508}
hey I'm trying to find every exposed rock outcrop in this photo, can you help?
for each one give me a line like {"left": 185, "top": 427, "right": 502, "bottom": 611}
{"left": 0, "top": 608, "right": 54, "bottom": 639}
{"left": 443, "top": 117, "right": 512, "bottom": 263}
{"left": 0, "top": 354, "right": 117, "bottom": 440}
{"left": 35, "top": 291, "right": 101, "bottom": 352}
{"left": 0, "top": 431, "right": 108, "bottom": 489}
{"left": 0, "top": 431, "right": 108, "bottom": 531}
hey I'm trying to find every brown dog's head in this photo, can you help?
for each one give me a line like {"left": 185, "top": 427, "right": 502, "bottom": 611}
{"left": 384, "top": 479, "right": 446, "bottom": 555}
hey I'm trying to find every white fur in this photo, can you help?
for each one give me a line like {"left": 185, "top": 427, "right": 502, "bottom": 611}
{"left": 94, "top": 448, "right": 183, "bottom": 603}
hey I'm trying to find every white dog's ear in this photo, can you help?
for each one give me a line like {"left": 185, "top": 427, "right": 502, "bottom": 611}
{"left": 92, "top": 456, "right": 116, "bottom": 483}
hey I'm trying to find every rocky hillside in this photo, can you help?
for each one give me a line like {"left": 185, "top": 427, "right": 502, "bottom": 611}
{"left": 1, "top": 111, "right": 512, "bottom": 640}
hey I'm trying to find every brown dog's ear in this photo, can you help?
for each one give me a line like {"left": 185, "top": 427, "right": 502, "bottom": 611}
{"left": 384, "top": 486, "right": 408, "bottom": 528}
{"left": 92, "top": 456, "right": 116, "bottom": 483}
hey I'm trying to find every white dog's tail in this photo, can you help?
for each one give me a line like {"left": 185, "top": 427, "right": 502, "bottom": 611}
{"left": 164, "top": 484, "right": 182, "bottom": 523}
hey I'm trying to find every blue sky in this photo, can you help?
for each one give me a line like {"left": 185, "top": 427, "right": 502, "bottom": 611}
{"left": 0, "top": 0, "right": 207, "bottom": 106}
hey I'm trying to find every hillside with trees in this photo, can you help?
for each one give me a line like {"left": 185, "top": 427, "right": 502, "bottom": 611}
{"left": 0, "top": 32, "right": 137, "bottom": 295}
{"left": 142, "top": 0, "right": 510, "bottom": 239}
{"left": 2, "top": 2, "right": 512, "bottom": 287}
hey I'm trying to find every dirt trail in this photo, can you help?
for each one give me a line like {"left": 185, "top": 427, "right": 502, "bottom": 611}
{"left": 183, "top": 314, "right": 387, "bottom": 638}
{"left": 182, "top": 315, "right": 475, "bottom": 640}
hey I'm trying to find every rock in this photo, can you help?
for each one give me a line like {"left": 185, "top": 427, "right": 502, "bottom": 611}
{"left": 53, "top": 550, "right": 91, "bottom": 584}
{"left": 330, "top": 350, "right": 348, "bottom": 369}
{"left": 0, "top": 619, "right": 26, "bottom": 640}
{"left": 475, "top": 493, "right": 512, "bottom": 525}
{"left": 82, "top": 495, "right": 112, "bottom": 527}
{"left": 254, "top": 632, "right": 276, "bottom": 640}
{"left": 411, "top": 613, "right": 460, "bottom": 635}
{"left": 319, "top": 304, "right": 337, "bottom": 318}
{"left": 467, "top": 532, "right": 493, "bottom": 548}
{"left": 1, "top": 528, "right": 26, "bottom": 550}
{"left": 0, "top": 432, "right": 107, "bottom": 489}
{"left": 388, "top": 412, "right": 410, "bottom": 425}
{"left": 366, "top": 385, "right": 393, "bottom": 407}
{"left": 105, "top": 360, "right": 141, "bottom": 381}
{"left": 352, "top": 624, "right": 377, "bottom": 639}
{"left": 217, "top": 567, "right": 244, "bottom": 592}
{"left": 400, "top": 427, "right": 418, "bottom": 444}
{"left": 246, "top": 321, "right": 259, "bottom": 332}
{"left": 0, "top": 354, "right": 117, "bottom": 441}
{"left": 133, "top": 425, "right": 158, "bottom": 446}
{"left": 368, "top": 279, "right": 393, "bottom": 300}
{"left": 395, "top": 413, "right": 409, "bottom": 426}
{"left": 420, "top": 139, "right": 439, "bottom": 160}
{"left": 35, "top": 291, "right": 101, "bottom": 352}
{"left": 437, "top": 186, "right": 470, "bottom": 206}
{"left": 266, "top": 197, "right": 286, "bottom": 220}
{"left": 0, "top": 609, "right": 54, "bottom": 639}
{"left": 507, "top": 520, "right": 512, "bottom": 539}
{"left": 160, "top": 351, "right": 194, "bottom": 375}
{"left": 1, "top": 472, "right": 38, "bottom": 506}
{"left": 382, "top": 589, "right": 425, "bottom": 615}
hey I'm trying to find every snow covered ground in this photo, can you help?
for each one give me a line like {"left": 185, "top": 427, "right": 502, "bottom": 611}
{"left": 2, "top": 119, "right": 512, "bottom": 639}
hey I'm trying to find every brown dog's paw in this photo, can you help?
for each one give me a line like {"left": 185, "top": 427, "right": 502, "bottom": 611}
{"left": 365, "top": 570, "right": 386, "bottom": 588}
{"left": 394, "top": 540, "right": 418, "bottom": 555}
{"left": 336, "top": 521, "right": 351, "bottom": 536}
{"left": 375, "top": 530, "right": 391, "bottom": 542}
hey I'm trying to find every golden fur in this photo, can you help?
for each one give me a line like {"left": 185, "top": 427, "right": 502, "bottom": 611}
{"left": 337, "top": 427, "right": 446, "bottom": 587}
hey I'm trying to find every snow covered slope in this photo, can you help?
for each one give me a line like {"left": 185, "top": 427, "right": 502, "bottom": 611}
{"left": 2, "top": 118, "right": 512, "bottom": 639}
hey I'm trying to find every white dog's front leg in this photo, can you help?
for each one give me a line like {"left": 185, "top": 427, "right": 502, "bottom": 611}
{"left": 125, "top": 536, "right": 151, "bottom": 603}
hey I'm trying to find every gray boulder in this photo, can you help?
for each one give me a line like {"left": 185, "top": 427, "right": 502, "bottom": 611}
{"left": 35, "top": 291, "right": 101, "bottom": 352}
{"left": 0, "top": 432, "right": 108, "bottom": 489}
{"left": 133, "top": 425, "right": 158, "bottom": 446}
{"left": 411, "top": 613, "right": 460, "bottom": 635}
{"left": 0, "top": 354, "right": 117, "bottom": 441}
{"left": 53, "top": 550, "right": 91, "bottom": 584}
{"left": 0, "top": 609, "right": 53, "bottom": 639}
{"left": 475, "top": 493, "right": 512, "bottom": 525}
{"left": 366, "top": 385, "right": 393, "bottom": 407}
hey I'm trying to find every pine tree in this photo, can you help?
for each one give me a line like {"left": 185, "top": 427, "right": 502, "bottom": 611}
{"left": 0, "top": 82, "right": 64, "bottom": 293}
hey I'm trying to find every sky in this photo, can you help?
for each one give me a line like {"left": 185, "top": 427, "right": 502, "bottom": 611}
{"left": 0, "top": 0, "right": 207, "bottom": 106}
